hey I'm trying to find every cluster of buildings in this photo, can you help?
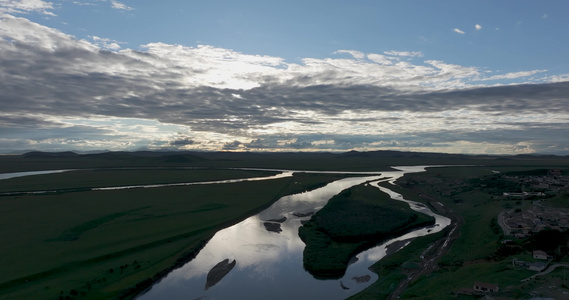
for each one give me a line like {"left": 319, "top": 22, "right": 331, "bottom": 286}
{"left": 502, "top": 169, "right": 569, "bottom": 195}
{"left": 513, "top": 250, "right": 550, "bottom": 272}
{"left": 502, "top": 205, "right": 569, "bottom": 238}
{"left": 458, "top": 250, "right": 552, "bottom": 297}
{"left": 502, "top": 191, "right": 545, "bottom": 198}
{"left": 428, "top": 169, "right": 567, "bottom": 297}
{"left": 456, "top": 282, "right": 500, "bottom": 296}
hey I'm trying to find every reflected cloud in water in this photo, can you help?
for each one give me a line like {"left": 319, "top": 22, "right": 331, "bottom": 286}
{"left": 138, "top": 166, "right": 450, "bottom": 300}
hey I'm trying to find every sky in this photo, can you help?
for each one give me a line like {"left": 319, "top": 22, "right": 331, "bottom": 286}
{"left": 1, "top": 0, "right": 569, "bottom": 155}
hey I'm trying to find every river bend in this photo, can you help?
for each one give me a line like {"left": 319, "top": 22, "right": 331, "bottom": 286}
{"left": 138, "top": 166, "right": 451, "bottom": 300}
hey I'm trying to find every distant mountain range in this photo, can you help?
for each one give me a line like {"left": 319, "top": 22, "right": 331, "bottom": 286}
{"left": 17, "top": 149, "right": 569, "bottom": 160}
{"left": 1, "top": 149, "right": 567, "bottom": 174}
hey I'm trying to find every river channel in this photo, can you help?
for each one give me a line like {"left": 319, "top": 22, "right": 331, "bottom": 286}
{"left": 137, "top": 166, "right": 451, "bottom": 300}
{"left": 0, "top": 166, "right": 450, "bottom": 299}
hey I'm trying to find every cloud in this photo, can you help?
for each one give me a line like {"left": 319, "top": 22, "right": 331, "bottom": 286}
{"left": 542, "top": 13, "right": 548, "bottom": 19}
{"left": 0, "top": 14, "right": 97, "bottom": 51}
{"left": 366, "top": 53, "right": 394, "bottom": 65}
{"left": 110, "top": 0, "right": 132, "bottom": 11}
{"left": 235, "top": 124, "right": 569, "bottom": 154}
{"left": 72, "top": 1, "right": 97, "bottom": 6}
{"left": 169, "top": 137, "right": 198, "bottom": 147}
{"left": 335, "top": 50, "right": 365, "bottom": 60}
{"left": 90, "top": 36, "right": 124, "bottom": 50}
{"left": 1, "top": 15, "right": 569, "bottom": 154}
{"left": 453, "top": 28, "right": 465, "bottom": 34}
{"left": 239, "top": 135, "right": 441, "bottom": 151}
{"left": 547, "top": 74, "right": 569, "bottom": 83}
{"left": 0, "top": 0, "right": 55, "bottom": 16}
{"left": 243, "top": 138, "right": 270, "bottom": 150}
{"left": 222, "top": 140, "right": 243, "bottom": 150}
{"left": 475, "top": 24, "right": 482, "bottom": 30}
{"left": 384, "top": 50, "right": 423, "bottom": 57}
{"left": 480, "top": 70, "right": 547, "bottom": 81}
{"left": 0, "top": 114, "right": 118, "bottom": 151}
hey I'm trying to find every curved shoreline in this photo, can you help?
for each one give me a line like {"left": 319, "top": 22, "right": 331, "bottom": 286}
{"left": 0, "top": 166, "right": 443, "bottom": 299}
{"left": 298, "top": 182, "right": 437, "bottom": 279}
{"left": 134, "top": 166, "right": 451, "bottom": 300}
{"left": 125, "top": 172, "right": 368, "bottom": 299}
{"left": 121, "top": 176, "right": 304, "bottom": 299}
{"left": 300, "top": 216, "right": 436, "bottom": 279}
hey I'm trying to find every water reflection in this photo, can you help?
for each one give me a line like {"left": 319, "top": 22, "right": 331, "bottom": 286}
{"left": 139, "top": 166, "right": 451, "bottom": 300}
{"left": 0, "top": 169, "right": 71, "bottom": 180}
{"left": 0, "top": 170, "right": 294, "bottom": 195}
{"left": 93, "top": 171, "right": 294, "bottom": 190}
{"left": 347, "top": 178, "right": 451, "bottom": 271}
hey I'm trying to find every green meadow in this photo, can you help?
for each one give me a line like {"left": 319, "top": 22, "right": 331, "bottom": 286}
{"left": 0, "top": 168, "right": 280, "bottom": 193}
{"left": 1, "top": 151, "right": 568, "bottom": 299}
{"left": 0, "top": 168, "right": 347, "bottom": 300}
{"left": 352, "top": 166, "right": 569, "bottom": 299}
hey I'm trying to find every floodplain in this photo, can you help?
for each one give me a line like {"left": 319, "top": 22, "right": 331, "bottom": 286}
{"left": 1, "top": 150, "right": 569, "bottom": 299}
{"left": 0, "top": 165, "right": 348, "bottom": 299}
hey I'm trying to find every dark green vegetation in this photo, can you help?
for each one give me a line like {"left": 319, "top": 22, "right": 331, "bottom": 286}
{"left": 0, "top": 168, "right": 280, "bottom": 193}
{"left": 2, "top": 149, "right": 569, "bottom": 174}
{"left": 349, "top": 231, "right": 446, "bottom": 300}
{"left": 352, "top": 166, "right": 569, "bottom": 299}
{"left": 299, "top": 183, "right": 435, "bottom": 278}
{"left": 0, "top": 167, "right": 348, "bottom": 300}
{"left": 1, "top": 151, "right": 569, "bottom": 299}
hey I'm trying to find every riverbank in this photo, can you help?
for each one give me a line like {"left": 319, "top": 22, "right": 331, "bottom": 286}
{"left": 4, "top": 156, "right": 567, "bottom": 299}
{"left": 348, "top": 171, "right": 464, "bottom": 300}
{"left": 352, "top": 165, "right": 569, "bottom": 299}
{"left": 0, "top": 171, "right": 350, "bottom": 300}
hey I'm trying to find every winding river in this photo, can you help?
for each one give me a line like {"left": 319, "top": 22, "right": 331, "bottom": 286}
{"left": 0, "top": 169, "right": 71, "bottom": 180}
{"left": 136, "top": 166, "right": 451, "bottom": 300}
{"left": 0, "top": 166, "right": 450, "bottom": 299}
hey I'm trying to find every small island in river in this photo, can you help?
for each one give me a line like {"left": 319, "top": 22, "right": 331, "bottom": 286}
{"left": 205, "top": 259, "right": 237, "bottom": 290}
{"left": 298, "top": 183, "right": 435, "bottom": 279}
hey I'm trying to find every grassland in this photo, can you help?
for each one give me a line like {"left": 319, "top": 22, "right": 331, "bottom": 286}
{"left": 348, "top": 231, "right": 446, "bottom": 300}
{"left": 351, "top": 166, "right": 569, "bottom": 299}
{"left": 0, "top": 168, "right": 280, "bottom": 193}
{"left": 0, "top": 169, "right": 349, "bottom": 300}
{"left": 1, "top": 151, "right": 568, "bottom": 299}
{"left": 298, "top": 183, "right": 434, "bottom": 279}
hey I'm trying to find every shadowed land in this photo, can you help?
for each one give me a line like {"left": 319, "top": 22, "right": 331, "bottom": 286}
{"left": 0, "top": 168, "right": 349, "bottom": 300}
{"left": 350, "top": 166, "right": 569, "bottom": 299}
{"left": 1, "top": 151, "right": 569, "bottom": 299}
{"left": 299, "top": 183, "right": 435, "bottom": 279}
{"left": 2, "top": 150, "right": 569, "bottom": 174}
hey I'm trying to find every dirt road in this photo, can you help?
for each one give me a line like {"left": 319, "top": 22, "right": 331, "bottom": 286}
{"left": 387, "top": 199, "right": 461, "bottom": 299}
